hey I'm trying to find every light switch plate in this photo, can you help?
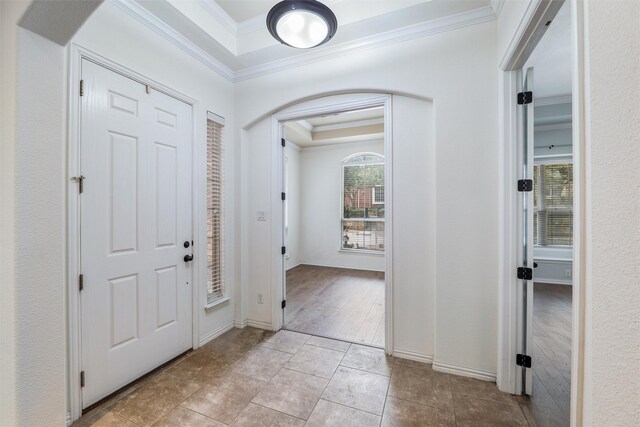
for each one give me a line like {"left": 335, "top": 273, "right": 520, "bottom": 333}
{"left": 257, "top": 210, "right": 267, "bottom": 221}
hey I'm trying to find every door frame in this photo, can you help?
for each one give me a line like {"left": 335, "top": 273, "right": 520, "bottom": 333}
{"left": 270, "top": 94, "right": 394, "bottom": 355}
{"left": 66, "top": 44, "right": 199, "bottom": 422}
{"left": 497, "top": 0, "right": 586, "bottom": 425}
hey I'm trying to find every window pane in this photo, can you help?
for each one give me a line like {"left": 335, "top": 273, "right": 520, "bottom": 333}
{"left": 343, "top": 163, "right": 384, "bottom": 219}
{"left": 341, "top": 153, "right": 385, "bottom": 252}
{"left": 207, "top": 119, "right": 224, "bottom": 301}
{"left": 534, "top": 162, "right": 573, "bottom": 246}
{"left": 342, "top": 220, "right": 385, "bottom": 251}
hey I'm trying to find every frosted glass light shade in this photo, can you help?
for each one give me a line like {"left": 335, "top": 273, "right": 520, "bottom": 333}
{"left": 267, "top": 1, "right": 338, "bottom": 49}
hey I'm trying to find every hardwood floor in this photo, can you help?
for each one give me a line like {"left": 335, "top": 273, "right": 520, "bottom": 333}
{"left": 519, "top": 283, "right": 572, "bottom": 427}
{"left": 285, "top": 264, "right": 385, "bottom": 347}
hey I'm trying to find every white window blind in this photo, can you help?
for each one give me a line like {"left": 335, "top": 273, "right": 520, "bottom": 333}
{"left": 341, "top": 153, "right": 385, "bottom": 252}
{"left": 207, "top": 116, "right": 224, "bottom": 302}
{"left": 533, "top": 161, "right": 573, "bottom": 246}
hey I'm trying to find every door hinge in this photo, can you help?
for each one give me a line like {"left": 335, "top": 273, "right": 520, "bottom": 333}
{"left": 72, "top": 175, "right": 85, "bottom": 194}
{"left": 79, "top": 274, "right": 84, "bottom": 291}
{"left": 516, "top": 354, "right": 532, "bottom": 368}
{"left": 281, "top": 138, "right": 285, "bottom": 147}
{"left": 281, "top": 192, "right": 286, "bottom": 201}
{"left": 517, "top": 91, "right": 533, "bottom": 105}
{"left": 517, "top": 179, "right": 533, "bottom": 192}
{"left": 281, "top": 246, "right": 286, "bottom": 255}
{"left": 281, "top": 300, "right": 286, "bottom": 309}
{"left": 517, "top": 267, "right": 533, "bottom": 280}
{"left": 80, "top": 371, "right": 85, "bottom": 387}
{"left": 145, "top": 84, "right": 151, "bottom": 94}
{"left": 80, "top": 80, "right": 84, "bottom": 97}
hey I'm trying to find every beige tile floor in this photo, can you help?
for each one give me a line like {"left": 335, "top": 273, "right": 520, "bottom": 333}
{"left": 74, "top": 328, "right": 532, "bottom": 426}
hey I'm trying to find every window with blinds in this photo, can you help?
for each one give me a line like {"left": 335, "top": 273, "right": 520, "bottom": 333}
{"left": 207, "top": 115, "right": 224, "bottom": 303}
{"left": 341, "top": 153, "right": 385, "bottom": 252}
{"left": 533, "top": 161, "right": 573, "bottom": 246}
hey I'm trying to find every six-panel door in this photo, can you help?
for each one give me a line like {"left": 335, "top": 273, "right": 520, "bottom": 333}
{"left": 80, "top": 60, "right": 193, "bottom": 407}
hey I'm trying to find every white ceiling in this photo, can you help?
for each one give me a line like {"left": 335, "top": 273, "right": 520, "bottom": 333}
{"left": 215, "top": 0, "right": 431, "bottom": 25}
{"left": 215, "top": 0, "right": 275, "bottom": 23}
{"left": 284, "top": 106, "right": 384, "bottom": 147}
{"left": 128, "top": 0, "right": 497, "bottom": 81}
{"left": 525, "top": 1, "right": 572, "bottom": 99}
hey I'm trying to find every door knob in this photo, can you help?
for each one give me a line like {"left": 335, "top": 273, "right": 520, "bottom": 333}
{"left": 184, "top": 254, "right": 193, "bottom": 262}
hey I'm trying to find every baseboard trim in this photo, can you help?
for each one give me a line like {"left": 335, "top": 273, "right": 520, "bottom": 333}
{"left": 393, "top": 348, "right": 433, "bottom": 364}
{"left": 66, "top": 412, "right": 72, "bottom": 427}
{"left": 285, "top": 262, "right": 301, "bottom": 271}
{"left": 234, "top": 319, "right": 248, "bottom": 329}
{"left": 199, "top": 321, "right": 235, "bottom": 347}
{"left": 247, "top": 319, "right": 273, "bottom": 330}
{"left": 432, "top": 360, "right": 496, "bottom": 382}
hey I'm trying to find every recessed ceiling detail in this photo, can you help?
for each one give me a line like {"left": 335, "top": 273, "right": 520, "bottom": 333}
{"left": 284, "top": 106, "right": 385, "bottom": 147}
{"left": 114, "top": 0, "right": 503, "bottom": 81}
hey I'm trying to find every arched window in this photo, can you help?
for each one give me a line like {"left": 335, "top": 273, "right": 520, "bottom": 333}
{"left": 341, "top": 153, "right": 385, "bottom": 252}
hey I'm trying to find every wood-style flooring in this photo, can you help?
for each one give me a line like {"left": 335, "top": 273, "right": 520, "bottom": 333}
{"left": 285, "top": 265, "right": 385, "bottom": 347}
{"left": 519, "top": 283, "right": 572, "bottom": 427}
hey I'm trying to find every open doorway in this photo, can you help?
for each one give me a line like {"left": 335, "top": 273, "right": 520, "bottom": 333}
{"left": 281, "top": 106, "right": 386, "bottom": 348}
{"left": 518, "top": 2, "right": 573, "bottom": 425}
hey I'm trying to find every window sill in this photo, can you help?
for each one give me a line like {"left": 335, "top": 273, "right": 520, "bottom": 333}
{"left": 338, "top": 249, "right": 385, "bottom": 256}
{"left": 205, "top": 296, "right": 231, "bottom": 312}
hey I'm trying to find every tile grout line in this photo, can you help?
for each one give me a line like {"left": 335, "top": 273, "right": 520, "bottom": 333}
{"left": 304, "top": 342, "right": 351, "bottom": 421}
{"left": 379, "top": 364, "right": 393, "bottom": 427}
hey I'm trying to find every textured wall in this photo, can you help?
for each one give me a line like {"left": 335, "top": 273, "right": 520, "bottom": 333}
{"left": 299, "top": 140, "right": 385, "bottom": 272}
{"left": 15, "top": 20, "right": 68, "bottom": 427}
{"left": 584, "top": 0, "right": 640, "bottom": 424}
{"left": 237, "top": 21, "right": 499, "bottom": 375}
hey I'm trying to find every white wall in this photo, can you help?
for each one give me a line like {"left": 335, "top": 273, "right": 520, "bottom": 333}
{"left": 237, "top": 20, "right": 498, "bottom": 375}
{"left": 582, "top": 0, "right": 640, "bottom": 424}
{"left": 534, "top": 102, "right": 572, "bottom": 157}
{"left": 284, "top": 142, "right": 301, "bottom": 270}
{"left": 299, "top": 140, "right": 385, "bottom": 272}
{"left": 1, "top": 2, "right": 67, "bottom": 425}
{"left": 2, "top": 1, "right": 237, "bottom": 423}
{"left": 1, "top": 2, "right": 22, "bottom": 424}
{"left": 535, "top": 128, "right": 572, "bottom": 156}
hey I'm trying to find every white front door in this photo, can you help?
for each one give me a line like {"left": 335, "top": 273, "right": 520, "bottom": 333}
{"left": 80, "top": 59, "right": 193, "bottom": 408}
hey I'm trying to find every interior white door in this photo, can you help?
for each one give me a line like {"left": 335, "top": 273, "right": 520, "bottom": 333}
{"left": 80, "top": 59, "right": 193, "bottom": 408}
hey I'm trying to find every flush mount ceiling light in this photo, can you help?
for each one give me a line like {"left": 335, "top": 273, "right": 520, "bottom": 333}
{"left": 267, "top": 0, "right": 338, "bottom": 49}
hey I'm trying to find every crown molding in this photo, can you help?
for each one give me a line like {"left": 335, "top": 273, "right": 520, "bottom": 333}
{"left": 110, "top": 0, "right": 235, "bottom": 81}
{"left": 234, "top": 6, "right": 497, "bottom": 81}
{"left": 535, "top": 94, "right": 572, "bottom": 106}
{"left": 198, "top": 0, "right": 238, "bottom": 34}
{"left": 313, "top": 117, "right": 384, "bottom": 132}
{"left": 297, "top": 120, "right": 314, "bottom": 132}
{"left": 490, "top": 0, "right": 505, "bottom": 18}
{"left": 111, "top": 0, "right": 496, "bottom": 83}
